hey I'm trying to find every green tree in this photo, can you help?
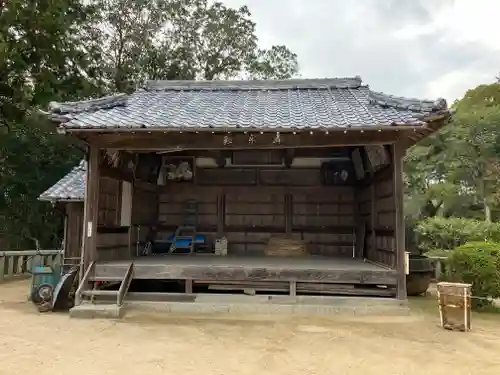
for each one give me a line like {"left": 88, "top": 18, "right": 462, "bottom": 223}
{"left": 0, "top": 0, "right": 100, "bottom": 248}
{"left": 1, "top": 0, "right": 300, "bottom": 249}
{"left": 96, "top": 0, "right": 175, "bottom": 92}
{"left": 246, "top": 45, "right": 299, "bottom": 80}
{"left": 1, "top": 116, "right": 83, "bottom": 249}
{"left": 404, "top": 81, "right": 500, "bottom": 222}
{"left": 169, "top": 1, "right": 299, "bottom": 80}
{"left": 447, "top": 83, "right": 500, "bottom": 221}
{"left": 94, "top": 0, "right": 299, "bottom": 91}
{"left": 403, "top": 124, "right": 468, "bottom": 221}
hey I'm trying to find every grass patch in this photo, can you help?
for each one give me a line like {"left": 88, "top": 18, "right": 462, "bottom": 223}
{"left": 408, "top": 294, "right": 440, "bottom": 315}
{"left": 409, "top": 293, "right": 500, "bottom": 323}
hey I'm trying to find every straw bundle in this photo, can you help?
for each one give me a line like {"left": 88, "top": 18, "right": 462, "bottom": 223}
{"left": 214, "top": 237, "right": 228, "bottom": 256}
{"left": 104, "top": 149, "right": 121, "bottom": 167}
{"left": 264, "top": 235, "right": 309, "bottom": 257}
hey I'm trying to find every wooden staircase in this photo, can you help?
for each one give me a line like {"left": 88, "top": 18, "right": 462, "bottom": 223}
{"left": 72, "top": 261, "right": 134, "bottom": 318}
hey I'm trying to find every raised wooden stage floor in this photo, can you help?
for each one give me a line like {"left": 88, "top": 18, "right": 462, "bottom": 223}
{"left": 94, "top": 256, "right": 397, "bottom": 297}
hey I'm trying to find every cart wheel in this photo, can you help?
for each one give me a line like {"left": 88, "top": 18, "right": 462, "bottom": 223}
{"left": 32, "top": 284, "right": 54, "bottom": 304}
{"left": 31, "top": 289, "right": 43, "bottom": 304}
{"left": 37, "top": 301, "right": 52, "bottom": 313}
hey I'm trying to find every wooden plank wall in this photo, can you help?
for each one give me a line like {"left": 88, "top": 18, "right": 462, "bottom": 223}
{"left": 64, "top": 202, "right": 84, "bottom": 260}
{"left": 292, "top": 188, "right": 355, "bottom": 257}
{"left": 128, "top": 224, "right": 149, "bottom": 257}
{"left": 355, "top": 185, "right": 371, "bottom": 260}
{"left": 158, "top": 186, "right": 217, "bottom": 232}
{"left": 93, "top": 172, "right": 161, "bottom": 262}
{"left": 96, "top": 229, "right": 131, "bottom": 261}
{"left": 374, "top": 175, "right": 396, "bottom": 266}
{"left": 132, "top": 182, "right": 159, "bottom": 226}
{"left": 98, "top": 177, "right": 121, "bottom": 227}
{"left": 96, "top": 176, "right": 122, "bottom": 261}
{"left": 95, "top": 176, "right": 136, "bottom": 261}
{"left": 129, "top": 182, "right": 159, "bottom": 255}
{"left": 64, "top": 200, "right": 135, "bottom": 263}
{"left": 157, "top": 167, "right": 355, "bottom": 256}
{"left": 357, "top": 168, "right": 396, "bottom": 267}
{"left": 225, "top": 189, "right": 285, "bottom": 255}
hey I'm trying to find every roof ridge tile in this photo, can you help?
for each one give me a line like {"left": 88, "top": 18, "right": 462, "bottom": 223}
{"left": 47, "top": 93, "right": 128, "bottom": 116}
{"left": 145, "top": 77, "right": 363, "bottom": 91}
{"left": 368, "top": 90, "right": 448, "bottom": 113}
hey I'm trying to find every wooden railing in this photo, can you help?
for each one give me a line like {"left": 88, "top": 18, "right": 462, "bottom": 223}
{"left": 0, "top": 250, "right": 64, "bottom": 283}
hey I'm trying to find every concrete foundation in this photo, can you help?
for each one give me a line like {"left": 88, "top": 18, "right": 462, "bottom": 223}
{"left": 69, "top": 303, "right": 124, "bottom": 319}
{"left": 69, "top": 294, "right": 409, "bottom": 319}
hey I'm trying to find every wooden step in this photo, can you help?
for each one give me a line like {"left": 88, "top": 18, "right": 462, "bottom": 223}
{"left": 75, "top": 262, "right": 134, "bottom": 309}
{"left": 88, "top": 276, "right": 125, "bottom": 282}
{"left": 82, "top": 290, "right": 119, "bottom": 297}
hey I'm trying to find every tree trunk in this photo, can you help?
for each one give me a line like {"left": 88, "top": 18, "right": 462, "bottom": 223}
{"left": 480, "top": 178, "right": 492, "bottom": 222}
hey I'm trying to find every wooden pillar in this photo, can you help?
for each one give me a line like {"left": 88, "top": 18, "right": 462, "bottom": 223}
{"left": 115, "top": 179, "right": 123, "bottom": 225}
{"left": 368, "top": 165, "right": 376, "bottom": 262}
{"left": 62, "top": 206, "right": 69, "bottom": 260}
{"left": 352, "top": 185, "right": 359, "bottom": 258}
{"left": 120, "top": 181, "right": 133, "bottom": 227}
{"left": 70, "top": 203, "right": 85, "bottom": 261}
{"left": 79, "top": 145, "right": 100, "bottom": 281}
{"left": 392, "top": 142, "right": 407, "bottom": 300}
{"left": 216, "top": 193, "right": 225, "bottom": 236}
{"left": 370, "top": 183, "right": 376, "bottom": 261}
{"left": 285, "top": 193, "right": 292, "bottom": 234}
{"left": 0, "top": 256, "right": 5, "bottom": 283}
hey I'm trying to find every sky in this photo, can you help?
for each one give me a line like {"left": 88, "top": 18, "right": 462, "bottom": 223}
{"left": 222, "top": 0, "right": 500, "bottom": 103}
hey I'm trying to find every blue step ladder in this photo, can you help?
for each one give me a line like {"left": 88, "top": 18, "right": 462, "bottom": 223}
{"left": 168, "top": 200, "right": 199, "bottom": 254}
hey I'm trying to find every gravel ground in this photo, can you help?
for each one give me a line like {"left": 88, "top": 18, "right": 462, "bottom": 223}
{"left": 1, "top": 280, "right": 500, "bottom": 375}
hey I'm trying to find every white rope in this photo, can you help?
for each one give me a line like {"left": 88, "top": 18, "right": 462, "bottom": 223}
{"left": 436, "top": 292, "right": 493, "bottom": 301}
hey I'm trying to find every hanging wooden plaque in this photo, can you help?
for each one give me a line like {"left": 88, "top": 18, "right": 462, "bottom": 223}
{"left": 351, "top": 148, "right": 365, "bottom": 180}
{"left": 364, "top": 145, "right": 390, "bottom": 171}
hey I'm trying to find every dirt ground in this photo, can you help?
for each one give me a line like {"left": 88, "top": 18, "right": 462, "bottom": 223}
{"left": 1, "top": 280, "right": 500, "bottom": 375}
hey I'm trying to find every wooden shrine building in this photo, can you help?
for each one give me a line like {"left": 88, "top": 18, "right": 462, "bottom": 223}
{"left": 40, "top": 77, "right": 453, "bottom": 315}
{"left": 39, "top": 160, "right": 86, "bottom": 266}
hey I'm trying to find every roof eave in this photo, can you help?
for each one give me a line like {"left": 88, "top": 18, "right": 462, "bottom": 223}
{"left": 38, "top": 197, "right": 84, "bottom": 203}
{"left": 401, "top": 110, "right": 454, "bottom": 150}
{"left": 57, "top": 123, "right": 430, "bottom": 134}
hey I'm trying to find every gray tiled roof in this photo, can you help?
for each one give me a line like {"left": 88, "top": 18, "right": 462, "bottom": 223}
{"left": 44, "top": 77, "right": 451, "bottom": 131}
{"left": 39, "top": 160, "right": 86, "bottom": 202}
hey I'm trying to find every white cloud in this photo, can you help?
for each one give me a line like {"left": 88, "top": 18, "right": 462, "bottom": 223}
{"left": 221, "top": 0, "right": 500, "bottom": 102}
{"left": 428, "top": 1, "right": 500, "bottom": 51}
{"left": 425, "top": 69, "right": 488, "bottom": 102}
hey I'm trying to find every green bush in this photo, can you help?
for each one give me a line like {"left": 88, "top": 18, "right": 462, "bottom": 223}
{"left": 447, "top": 241, "right": 500, "bottom": 309}
{"left": 414, "top": 217, "right": 500, "bottom": 252}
